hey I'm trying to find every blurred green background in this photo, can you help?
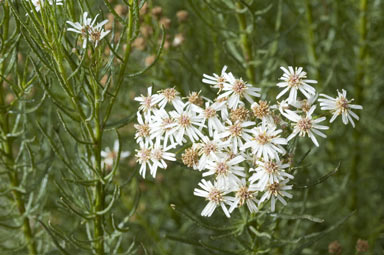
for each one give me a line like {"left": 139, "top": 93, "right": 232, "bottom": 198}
{"left": 1, "top": 0, "right": 384, "bottom": 254}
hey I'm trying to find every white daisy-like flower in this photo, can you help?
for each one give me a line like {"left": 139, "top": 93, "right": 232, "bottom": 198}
{"left": 218, "top": 72, "right": 261, "bottom": 109}
{"left": 276, "top": 66, "right": 317, "bottom": 105}
{"left": 241, "top": 122, "right": 287, "bottom": 161}
{"left": 66, "top": 12, "right": 110, "bottom": 48}
{"left": 156, "top": 88, "right": 184, "bottom": 112}
{"left": 167, "top": 106, "right": 205, "bottom": 144}
{"left": 258, "top": 179, "right": 292, "bottom": 212}
{"left": 135, "top": 143, "right": 153, "bottom": 178}
{"left": 249, "top": 159, "right": 293, "bottom": 190}
{"left": 217, "top": 120, "right": 255, "bottom": 154}
{"left": 195, "top": 136, "right": 230, "bottom": 171}
{"left": 149, "top": 108, "right": 176, "bottom": 147}
{"left": 134, "top": 112, "right": 152, "bottom": 145}
{"left": 228, "top": 179, "right": 259, "bottom": 213}
{"left": 101, "top": 140, "right": 130, "bottom": 169}
{"left": 199, "top": 101, "right": 226, "bottom": 137}
{"left": 203, "top": 154, "right": 246, "bottom": 188}
{"left": 202, "top": 66, "right": 229, "bottom": 92}
{"left": 193, "top": 179, "right": 232, "bottom": 217}
{"left": 134, "top": 87, "right": 161, "bottom": 119}
{"left": 28, "top": 0, "right": 63, "bottom": 12}
{"left": 149, "top": 141, "right": 176, "bottom": 178}
{"left": 318, "top": 89, "right": 363, "bottom": 128}
{"left": 284, "top": 106, "right": 329, "bottom": 147}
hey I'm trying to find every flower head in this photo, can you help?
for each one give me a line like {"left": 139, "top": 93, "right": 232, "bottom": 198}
{"left": 276, "top": 66, "right": 317, "bottom": 105}
{"left": 193, "top": 179, "right": 232, "bottom": 217}
{"left": 319, "top": 89, "right": 363, "bottom": 127}
{"left": 66, "top": 12, "right": 110, "bottom": 48}
{"left": 284, "top": 106, "right": 329, "bottom": 147}
{"left": 101, "top": 140, "right": 130, "bottom": 169}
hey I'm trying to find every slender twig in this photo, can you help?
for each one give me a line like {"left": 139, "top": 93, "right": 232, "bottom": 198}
{"left": 304, "top": 0, "right": 319, "bottom": 80}
{"left": 350, "top": 0, "right": 368, "bottom": 212}
{"left": 235, "top": 2, "right": 255, "bottom": 84}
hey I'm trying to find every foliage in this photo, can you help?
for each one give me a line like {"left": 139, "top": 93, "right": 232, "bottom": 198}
{"left": 0, "top": 0, "right": 383, "bottom": 254}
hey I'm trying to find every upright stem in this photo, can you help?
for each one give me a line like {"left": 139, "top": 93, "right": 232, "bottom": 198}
{"left": 350, "top": 0, "right": 368, "bottom": 212}
{"left": 304, "top": 0, "right": 319, "bottom": 80}
{"left": 103, "top": 0, "right": 134, "bottom": 125}
{"left": 0, "top": 2, "right": 37, "bottom": 254}
{"left": 235, "top": 2, "right": 255, "bottom": 84}
{"left": 93, "top": 78, "right": 105, "bottom": 254}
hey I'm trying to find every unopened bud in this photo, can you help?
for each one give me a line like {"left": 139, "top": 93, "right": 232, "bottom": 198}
{"left": 176, "top": 10, "right": 189, "bottom": 23}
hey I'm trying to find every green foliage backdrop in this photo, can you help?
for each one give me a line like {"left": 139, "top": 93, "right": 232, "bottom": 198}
{"left": 0, "top": 0, "right": 383, "bottom": 254}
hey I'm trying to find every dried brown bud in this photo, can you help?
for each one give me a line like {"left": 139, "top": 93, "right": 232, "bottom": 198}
{"left": 140, "top": 2, "right": 149, "bottom": 16}
{"left": 159, "top": 17, "right": 171, "bottom": 29}
{"left": 328, "top": 240, "right": 342, "bottom": 255}
{"left": 252, "top": 100, "right": 270, "bottom": 119}
{"left": 230, "top": 106, "right": 249, "bottom": 122}
{"left": 182, "top": 148, "right": 199, "bottom": 168}
{"left": 132, "top": 37, "right": 146, "bottom": 51}
{"left": 187, "top": 91, "right": 204, "bottom": 107}
{"left": 6, "top": 93, "right": 15, "bottom": 105}
{"left": 356, "top": 239, "right": 369, "bottom": 253}
{"left": 114, "top": 4, "right": 128, "bottom": 16}
{"left": 105, "top": 13, "right": 115, "bottom": 30}
{"left": 176, "top": 10, "right": 189, "bottom": 23}
{"left": 145, "top": 55, "right": 156, "bottom": 67}
{"left": 140, "top": 25, "right": 153, "bottom": 38}
{"left": 152, "top": 6, "right": 163, "bottom": 19}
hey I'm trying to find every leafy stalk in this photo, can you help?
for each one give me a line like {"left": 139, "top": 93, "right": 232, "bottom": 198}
{"left": 0, "top": 1, "right": 37, "bottom": 254}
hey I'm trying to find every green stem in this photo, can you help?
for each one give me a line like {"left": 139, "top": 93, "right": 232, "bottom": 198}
{"left": 350, "top": 0, "right": 368, "bottom": 212}
{"left": 102, "top": 0, "right": 135, "bottom": 126}
{"left": 304, "top": 0, "right": 319, "bottom": 80}
{"left": 235, "top": 2, "right": 255, "bottom": 84}
{"left": 0, "top": 2, "right": 37, "bottom": 254}
{"left": 92, "top": 77, "right": 105, "bottom": 254}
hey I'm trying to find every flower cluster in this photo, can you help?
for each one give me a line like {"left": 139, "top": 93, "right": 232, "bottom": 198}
{"left": 134, "top": 66, "right": 362, "bottom": 217}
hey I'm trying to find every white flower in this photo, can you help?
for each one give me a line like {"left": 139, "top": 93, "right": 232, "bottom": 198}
{"left": 228, "top": 179, "right": 259, "bottom": 213}
{"left": 203, "top": 154, "right": 246, "bottom": 188}
{"left": 149, "top": 108, "right": 176, "bottom": 147}
{"left": 101, "top": 140, "right": 130, "bottom": 169}
{"left": 199, "top": 101, "right": 226, "bottom": 137}
{"left": 134, "top": 113, "right": 152, "bottom": 145}
{"left": 135, "top": 143, "right": 152, "bottom": 178}
{"left": 193, "top": 179, "right": 232, "bottom": 217}
{"left": 276, "top": 66, "right": 317, "bottom": 105}
{"left": 257, "top": 179, "right": 292, "bottom": 212}
{"left": 241, "top": 122, "right": 287, "bottom": 161}
{"left": 249, "top": 159, "right": 293, "bottom": 190}
{"left": 28, "top": 0, "right": 63, "bottom": 12}
{"left": 66, "top": 12, "right": 110, "bottom": 48}
{"left": 218, "top": 72, "right": 261, "bottom": 109}
{"left": 149, "top": 141, "right": 176, "bottom": 178}
{"left": 134, "top": 87, "right": 161, "bottom": 119}
{"left": 284, "top": 106, "right": 329, "bottom": 147}
{"left": 167, "top": 106, "right": 205, "bottom": 144}
{"left": 217, "top": 120, "right": 255, "bottom": 154}
{"left": 156, "top": 88, "right": 184, "bottom": 112}
{"left": 195, "top": 136, "right": 230, "bottom": 171}
{"left": 202, "top": 66, "right": 229, "bottom": 92}
{"left": 318, "top": 89, "right": 363, "bottom": 128}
